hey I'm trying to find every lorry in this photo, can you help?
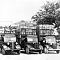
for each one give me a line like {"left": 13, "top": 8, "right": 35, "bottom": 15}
{"left": 36, "top": 24, "right": 60, "bottom": 54}
{"left": 16, "top": 24, "right": 60, "bottom": 54}
{"left": 15, "top": 26, "right": 43, "bottom": 54}
{"left": 0, "top": 27, "right": 21, "bottom": 55}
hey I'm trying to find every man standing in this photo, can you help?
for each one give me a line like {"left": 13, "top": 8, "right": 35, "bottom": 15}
{"left": 1, "top": 35, "right": 4, "bottom": 42}
{"left": 0, "top": 35, "right": 4, "bottom": 51}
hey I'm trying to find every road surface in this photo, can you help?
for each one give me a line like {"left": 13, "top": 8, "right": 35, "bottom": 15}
{"left": 0, "top": 50, "right": 60, "bottom": 60}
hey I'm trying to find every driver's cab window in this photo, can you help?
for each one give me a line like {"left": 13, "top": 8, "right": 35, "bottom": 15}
{"left": 29, "top": 32, "right": 32, "bottom": 35}
{"left": 32, "top": 29, "right": 36, "bottom": 35}
{"left": 50, "top": 30, "right": 54, "bottom": 35}
{"left": 26, "top": 29, "right": 32, "bottom": 35}
{"left": 21, "top": 29, "right": 26, "bottom": 35}
{"left": 21, "top": 32, "right": 25, "bottom": 34}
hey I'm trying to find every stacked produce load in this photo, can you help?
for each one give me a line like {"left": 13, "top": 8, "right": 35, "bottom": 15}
{"left": 39, "top": 25, "right": 54, "bottom": 35}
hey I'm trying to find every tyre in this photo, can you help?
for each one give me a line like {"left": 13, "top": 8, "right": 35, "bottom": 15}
{"left": 39, "top": 50, "right": 42, "bottom": 54}
{"left": 0, "top": 48, "right": 2, "bottom": 52}
{"left": 17, "top": 50, "right": 20, "bottom": 54}
{"left": 25, "top": 47, "right": 29, "bottom": 54}
{"left": 44, "top": 47, "right": 48, "bottom": 54}
{"left": 2, "top": 48, "right": 6, "bottom": 55}
{"left": 56, "top": 51, "right": 59, "bottom": 54}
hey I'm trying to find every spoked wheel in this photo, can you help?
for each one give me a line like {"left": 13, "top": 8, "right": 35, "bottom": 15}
{"left": 44, "top": 47, "right": 48, "bottom": 54}
{"left": 25, "top": 47, "right": 29, "bottom": 54}
{"left": 2, "top": 48, "right": 6, "bottom": 55}
{"left": 17, "top": 50, "right": 20, "bottom": 54}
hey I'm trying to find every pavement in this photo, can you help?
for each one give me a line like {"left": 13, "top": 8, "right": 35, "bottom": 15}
{"left": 0, "top": 50, "right": 60, "bottom": 60}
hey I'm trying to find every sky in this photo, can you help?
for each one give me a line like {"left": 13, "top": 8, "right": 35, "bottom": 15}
{"left": 0, "top": 0, "right": 59, "bottom": 26}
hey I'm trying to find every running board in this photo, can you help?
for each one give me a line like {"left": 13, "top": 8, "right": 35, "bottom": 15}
{"left": 49, "top": 49, "right": 60, "bottom": 51}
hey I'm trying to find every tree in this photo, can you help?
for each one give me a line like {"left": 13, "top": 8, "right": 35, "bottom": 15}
{"left": 31, "top": 1, "right": 60, "bottom": 26}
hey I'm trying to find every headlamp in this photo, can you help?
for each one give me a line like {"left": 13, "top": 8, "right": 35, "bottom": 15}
{"left": 39, "top": 45, "right": 43, "bottom": 50}
{"left": 7, "top": 42, "right": 9, "bottom": 45}
{"left": 43, "top": 40, "right": 45, "bottom": 43}
{"left": 3, "top": 46, "right": 7, "bottom": 49}
{"left": 16, "top": 45, "right": 20, "bottom": 49}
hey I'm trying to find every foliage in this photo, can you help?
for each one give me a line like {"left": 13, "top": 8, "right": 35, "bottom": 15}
{"left": 31, "top": 1, "right": 60, "bottom": 26}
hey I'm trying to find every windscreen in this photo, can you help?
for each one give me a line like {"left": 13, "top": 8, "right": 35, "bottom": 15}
{"left": 21, "top": 29, "right": 26, "bottom": 35}
{"left": 26, "top": 29, "right": 32, "bottom": 35}
{"left": 32, "top": 29, "right": 36, "bottom": 35}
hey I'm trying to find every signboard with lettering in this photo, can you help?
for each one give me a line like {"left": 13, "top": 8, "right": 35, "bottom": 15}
{"left": 39, "top": 25, "right": 54, "bottom": 29}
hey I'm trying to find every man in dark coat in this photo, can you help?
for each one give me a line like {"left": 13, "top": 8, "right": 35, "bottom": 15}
{"left": 0, "top": 35, "right": 4, "bottom": 50}
{"left": 1, "top": 35, "right": 4, "bottom": 42}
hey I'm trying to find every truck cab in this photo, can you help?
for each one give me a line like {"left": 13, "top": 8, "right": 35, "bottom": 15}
{"left": 16, "top": 26, "right": 43, "bottom": 54}
{"left": 36, "top": 24, "right": 60, "bottom": 54}
{"left": 1, "top": 27, "right": 21, "bottom": 55}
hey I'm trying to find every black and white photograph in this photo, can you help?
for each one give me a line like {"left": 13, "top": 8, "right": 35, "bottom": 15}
{"left": 0, "top": 0, "right": 60, "bottom": 60}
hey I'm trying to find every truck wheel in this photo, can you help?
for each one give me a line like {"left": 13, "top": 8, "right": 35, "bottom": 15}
{"left": 25, "top": 47, "right": 29, "bottom": 54}
{"left": 2, "top": 48, "right": 6, "bottom": 55}
{"left": 39, "top": 50, "right": 42, "bottom": 54}
{"left": 17, "top": 50, "right": 20, "bottom": 54}
{"left": 0, "top": 48, "right": 1, "bottom": 52}
{"left": 44, "top": 47, "right": 48, "bottom": 54}
{"left": 56, "top": 51, "right": 59, "bottom": 54}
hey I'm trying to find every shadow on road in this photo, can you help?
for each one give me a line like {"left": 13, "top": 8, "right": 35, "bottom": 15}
{"left": 0, "top": 50, "right": 58, "bottom": 55}
{"left": 21, "top": 50, "right": 38, "bottom": 55}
